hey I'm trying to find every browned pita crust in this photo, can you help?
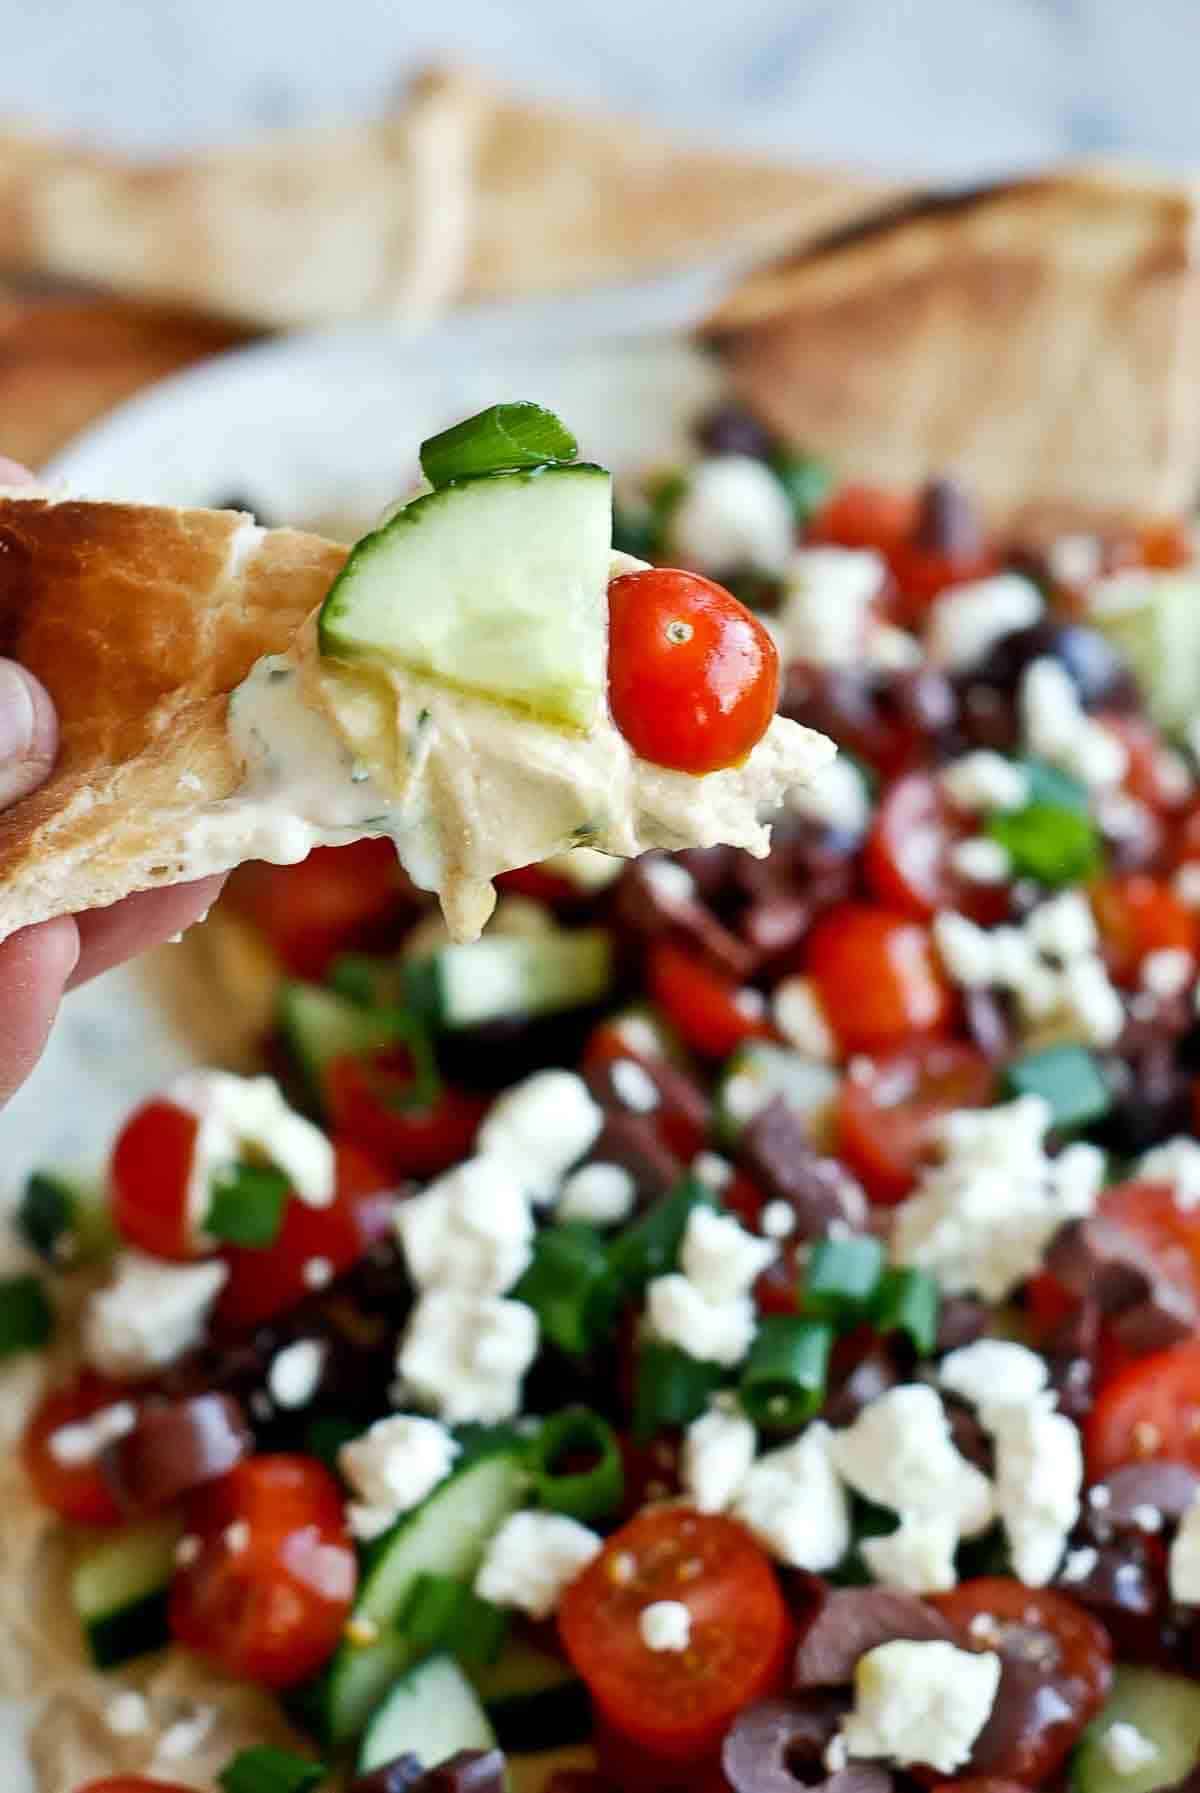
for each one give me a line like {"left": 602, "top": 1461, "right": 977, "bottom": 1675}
{"left": 704, "top": 169, "right": 1200, "bottom": 531}
{"left": 0, "top": 497, "right": 347, "bottom": 939}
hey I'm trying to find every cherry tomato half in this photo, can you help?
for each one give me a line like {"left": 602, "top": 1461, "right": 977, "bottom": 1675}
{"left": 806, "top": 483, "right": 916, "bottom": 554}
{"left": 836, "top": 1041, "right": 997, "bottom": 1205}
{"left": 607, "top": 568, "right": 779, "bottom": 775}
{"left": 22, "top": 1374, "right": 133, "bottom": 1526}
{"left": 804, "top": 904, "right": 954, "bottom": 1055}
{"left": 169, "top": 1454, "right": 355, "bottom": 1688}
{"left": 864, "top": 772, "right": 1008, "bottom": 924}
{"left": 559, "top": 1508, "right": 790, "bottom": 1764}
{"left": 214, "top": 1140, "right": 393, "bottom": 1334}
{"left": 226, "top": 838, "right": 411, "bottom": 980}
{"left": 1086, "top": 1336, "right": 1200, "bottom": 1477}
{"left": 110, "top": 1099, "right": 205, "bottom": 1262}
{"left": 76, "top": 1781, "right": 196, "bottom": 1793}
{"left": 931, "top": 1579, "right": 1112, "bottom": 1785}
{"left": 1091, "top": 873, "right": 1196, "bottom": 987}
{"left": 647, "top": 942, "right": 772, "bottom": 1061}
{"left": 325, "top": 1049, "right": 487, "bottom": 1180}
{"left": 889, "top": 540, "right": 997, "bottom": 621}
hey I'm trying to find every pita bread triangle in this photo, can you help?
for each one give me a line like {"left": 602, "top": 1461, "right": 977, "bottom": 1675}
{"left": 703, "top": 168, "right": 1200, "bottom": 532}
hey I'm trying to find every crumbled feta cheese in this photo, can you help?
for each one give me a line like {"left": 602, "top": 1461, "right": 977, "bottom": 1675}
{"left": 157, "top": 1706, "right": 216, "bottom": 1761}
{"left": 1174, "top": 864, "right": 1200, "bottom": 911}
{"left": 938, "top": 1340, "right": 1049, "bottom": 1411}
{"left": 1026, "top": 891, "right": 1099, "bottom": 962}
{"left": 642, "top": 858, "right": 697, "bottom": 905}
{"left": 1020, "top": 658, "right": 1127, "bottom": 790}
{"left": 988, "top": 1395, "right": 1082, "bottom": 1585}
{"left": 667, "top": 455, "right": 795, "bottom": 579}
{"left": 761, "top": 1200, "right": 797, "bottom": 1240}
{"left": 1060, "top": 952, "right": 1126, "bottom": 1047}
{"left": 1060, "top": 1544, "right": 1099, "bottom": 1583}
{"left": 680, "top": 1206, "right": 776, "bottom": 1303}
{"left": 557, "top": 1162, "right": 637, "bottom": 1227}
{"left": 477, "top": 1070, "right": 603, "bottom": 1202}
{"left": 693, "top": 1151, "right": 734, "bottom": 1191}
{"left": 1131, "top": 1504, "right": 1163, "bottom": 1533}
{"left": 639, "top": 1600, "right": 693, "bottom": 1652}
{"left": 610, "top": 1058, "right": 661, "bottom": 1114}
{"left": 339, "top": 1414, "right": 460, "bottom": 1540}
{"left": 778, "top": 547, "right": 887, "bottom": 665}
{"left": 83, "top": 1252, "right": 228, "bottom": 1377}
{"left": 105, "top": 1690, "right": 150, "bottom": 1737}
{"left": 1169, "top": 1494, "right": 1200, "bottom": 1603}
{"left": 925, "top": 575, "right": 1043, "bottom": 672}
{"left": 396, "top": 1290, "right": 538, "bottom": 1424}
{"left": 682, "top": 1399, "right": 757, "bottom": 1514}
{"left": 302, "top": 1255, "right": 333, "bottom": 1290}
{"left": 1137, "top": 1136, "right": 1200, "bottom": 1210}
{"left": 1048, "top": 533, "right": 1103, "bottom": 588}
{"left": 941, "top": 752, "right": 1030, "bottom": 814}
{"left": 1102, "top": 1723, "right": 1160, "bottom": 1776}
{"left": 949, "top": 837, "right": 1011, "bottom": 885}
{"left": 832, "top": 1385, "right": 993, "bottom": 1536}
{"left": 860, "top": 1515, "right": 959, "bottom": 1594}
{"left": 474, "top": 1511, "right": 602, "bottom": 1619}
{"left": 932, "top": 911, "right": 996, "bottom": 990}
{"left": 866, "top": 623, "right": 924, "bottom": 670}
{"left": 1141, "top": 947, "right": 1195, "bottom": 1000}
{"left": 772, "top": 976, "right": 837, "bottom": 1060}
{"left": 267, "top": 1338, "right": 326, "bottom": 1410}
{"left": 841, "top": 1639, "right": 1001, "bottom": 1775}
{"left": 394, "top": 1156, "right": 534, "bottom": 1295}
{"left": 171, "top": 1069, "right": 334, "bottom": 1223}
{"left": 788, "top": 755, "right": 872, "bottom": 837}
{"left": 48, "top": 1399, "right": 137, "bottom": 1467}
{"left": 735, "top": 1422, "right": 851, "bottom": 1570}
{"left": 645, "top": 1275, "right": 757, "bottom": 1367}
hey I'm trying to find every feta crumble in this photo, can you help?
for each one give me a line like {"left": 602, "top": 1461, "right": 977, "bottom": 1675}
{"left": 83, "top": 1252, "right": 228, "bottom": 1377}
{"left": 938, "top": 1339, "right": 1049, "bottom": 1411}
{"left": 787, "top": 755, "right": 872, "bottom": 838}
{"left": 860, "top": 1515, "right": 959, "bottom": 1594}
{"left": 667, "top": 455, "right": 795, "bottom": 580}
{"left": 475, "top": 1511, "right": 602, "bottom": 1619}
{"left": 778, "top": 547, "right": 887, "bottom": 665}
{"left": 477, "top": 1070, "right": 603, "bottom": 1202}
{"left": 941, "top": 751, "right": 1030, "bottom": 814}
{"left": 772, "top": 976, "right": 837, "bottom": 1060}
{"left": 267, "top": 1338, "right": 326, "bottom": 1409}
{"left": 841, "top": 1639, "right": 1001, "bottom": 1775}
{"left": 682, "top": 1399, "right": 757, "bottom": 1515}
{"left": 1020, "top": 658, "right": 1127, "bottom": 790}
{"left": 171, "top": 1069, "right": 335, "bottom": 1224}
{"left": 1169, "top": 1494, "right": 1200, "bottom": 1603}
{"left": 339, "top": 1414, "right": 460, "bottom": 1541}
{"left": 734, "top": 1422, "right": 851, "bottom": 1571}
{"left": 1136, "top": 1136, "right": 1200, "bottom": 1210}
{"left": 832, "top": 1385, "right": 993, "bottom": 1538}
{"left": 394, "top": 1155, "right": 534, "bottom": 1295}
{"left": 639, "top": 1600, "right": 693, "bottom": 1652}
{"left": 987, "top": 1395, "right": 1083, "bottom": 1585}
{"left": 557, "top": 1162, "right": 637, "bottom": 1227}
{"left": 925, "top": 574, "right": 1042, "bottom": 672}
{"left": 396, "top": 1290, "right": 538, "bottom": 1424}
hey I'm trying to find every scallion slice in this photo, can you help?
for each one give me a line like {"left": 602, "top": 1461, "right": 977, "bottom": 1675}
{"left": 529, "top": 1406, "right": 624, "bottom": 1523}
{"left": 608, "top": 1175, "right": 716, "bottom": 1294}
{"left": 633, "top": 1340, "right": 724, "bottom": 1442}
{"left": 0, "top": 1273, "right": 52, "bottom": 1358}
{"left": 1004, "top": 1043, "right": 1111, "bottom": 1134}
{"left": 205, "top": 1163, "right": 290, "bottom": 1248}
{"left": 986, "top": 800, "right": 1101, "bottom": 887}
{"left": 419, "top": 403, "right": 578, "bottom": 488}
{"left": 802, "top": 1235, "right": 885, "bottom": 1322}
{"left": 1017, "top": 757, "right": 1090, "bottom": 814}
{"left": 217, "top": 1745, "right": 326, "bottom": 1793}
{"left": 739, "top": 1316, "right": 832, "bottom": 1430}
{"left": 871, "top": 1266, "right": 941, "bottom": 1356}
{"left": 514, "top": 1224, "right": 620, "bottom": 1357}
{"left": 768, "top": 448, "right": 834, "bottom": 525}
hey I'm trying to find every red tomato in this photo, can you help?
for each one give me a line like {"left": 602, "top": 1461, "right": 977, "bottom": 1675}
{"left": 214, "top": 1141, "right": 393, "bottom": 1334}
{"left": 864, "top": 772, "right": 1008, "bottom": 923}
{"left": 226, "top": 838, "right": 409, "bottom": 979}
{"left": 836, "top": 1041, "right": 996, "bottom": 1204}
{"left": 1099, "top": 713, "right": 1185, "bottom": 815}
{"left": 1091, "top": 873, "right": 1197, "bottom": 986}
{"left": 804, "top": 904, "right": 954, "bottom": 1055}
{"left": 807, "top": 483, "right": 916, "bottom": 553}
{"left": 647, "top": 942, "right": 771, "bottom": 1060}
{"left": 607, "top": 568, "right": 779, "bottom": 775}
{"left": 1137, "top": 518, "right": 1194, "bottom": 571}
{"left": 109, "top": 1099, "right": 204, "bottom": 1261}
{"left": 931, "top": 1579, "right": 1112, "bottom": 1785}
{"left": 889, "top": 541, "right": 997, "bottom": 620}
{"left": 23, "top": 1374, "right": 133, "bottom": 1526}
{"left": 325, "top": 1050, "right": 487, "bottom": 1180}
{"left": 496, "top": 863, "right": 580, "bottom": 906}
{"left": 1086, "top": 1336, "right": 1200, "bottom": 1475}
{"left": 169, "top": 1454, "right": 355, "bottom": 1688}
{"left": 76, "top": 1782, "right": 196, "bottom": 1793}
{"left": 559, "top": 1508, "right": 790, "bottom": 1763}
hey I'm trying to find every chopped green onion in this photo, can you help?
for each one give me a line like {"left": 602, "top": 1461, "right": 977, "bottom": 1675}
{"left": 449, "top": 1589, "right": 509, "bottom": 1667}
{"left": 327, "top": 952, "right": 398, "bottom": 1007}
{"left": 1016, "top": 757, "right": 1090, "bottom": 814}
{"left": 217, "top": 1745, "right": 325, "bottom": 1793}
{"left": 15, "top": 1171, "right": 112, "bottom": 1266}
{"left": 419, "top": 403, "right": 578, "bottom": 487}
{"left": 633, "top": 1340, "right": 724, "bottom": 1442}
{"left": 802, "top": 1235, "right": 886, "bottom": 1322}
{"left": 529, "top": 1407, "right": 624, "bottom": 1523}
{"left": 871, "top": 1267, "right": 941, "bottom": 1356}
{"left": 514, "top": 1224, "right": 620, "bottom": 1356}
{"left": 205, "top": 1163, "right": 290, "bottom": 1248}
{"left": 740, "top": 1317, "right": 832, "bottom": 1430}
{"left": 1004, "top": 1044, "right": 1111, "bottom": 1134}
{"left": 986, "top": 800, "right": 1101, "bottom": 886}
{"left": 768, "top": 449, "right": 834, "bottom": 525}
{"left": 0, "top": 1273, "right": 52, "bottom": 1357}
{"left": 609, "top": 1175, "right": 716, "bottom": 1294}
{"left": 400, "top": 1574, "right": 508, "bottom": 1665}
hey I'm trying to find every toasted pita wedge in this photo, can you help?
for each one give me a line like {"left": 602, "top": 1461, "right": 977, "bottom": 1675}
{"left": 704, "top": 169, "right": 1200, "bottom": 532}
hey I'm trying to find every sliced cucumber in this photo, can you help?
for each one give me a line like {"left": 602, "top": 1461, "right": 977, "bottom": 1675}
{"left": 311, "top": 1441, "right": 528, "bottom": 1744}
{"left": 405, "top": 930, "right": 612, "bottom": 1031}
{"left": 1089, "top": 571, "right": 1200, "bottom": 735}
{"left": 16, "top": 1169, "right": 113, "bottom": 1266}
{"left": 471, "top": 1638, "right": 591, "bottom": 1754}
{"left": 358, "top": 1652, "right": 498, "bottom": 1775}
{"left": 278, "top": 982, "right": 403, "bottom": 1106}
{"left": 1073, "top": 1667, "right": 1200, "bottom": 1793}
{"left": 318, "top": 464, "right": 613, "bottom": 731}
{"left": 73, "top": 1516, "right": 181, "bottom": 1669}
{"left": 714, "top": 1042, "right": 839, "bottom": 1148}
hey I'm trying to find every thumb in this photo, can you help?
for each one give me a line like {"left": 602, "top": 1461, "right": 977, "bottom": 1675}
{"left": 0, "top": 659, "right": 57, "bottom": 808}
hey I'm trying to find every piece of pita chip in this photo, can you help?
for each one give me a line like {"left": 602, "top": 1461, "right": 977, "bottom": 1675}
{"left": 704, "top": 169, "right": 1200, "bottom": 533}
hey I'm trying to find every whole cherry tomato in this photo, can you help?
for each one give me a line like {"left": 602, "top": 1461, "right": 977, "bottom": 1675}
{"left": 23, "top": 1374, "right": 135, "bottom": 1526}
{"left": 836, "top": 1041, "right": 996, "bottom": 1204}
{"left": 169, "top": 1454, "right": 356, "bottom": 1688}
{"left": 214, "top": 1141, "right": 393, "bottom": 1334}
{"left": 806, "top": 483, "right": 916, "bottom": 554}
{"left": 1086, "top": 1336, "right": 1200, "bottom": 1476}
{"left": 110, "top": 1099, "right": 205, "bottom": 1261}
{"left": 325, "top": 1049, "right": 487, "bottom": 1180}
{"left": 606, "top": 568, "right": 779, "bottom": 775}
{"left": 559, "top": 1507, "right": 790, "bottom": 1764}
{"left": 226, "top": 838, "right": 411, "bottom": 979}
{"left": 804, "top": 904, "right": 954, "bottom": 1055}
{"left": 864, "top": 772, "right": 1009, "bottom": 923}
{"left": 1091, "top": 873, "right": 1197, "bottom": 985}
{"left": 931, "top": 1579, "right": 1111, "bottom": 1785}
{"left": 647, "top": 941, "right": 772, "bottom": 1061}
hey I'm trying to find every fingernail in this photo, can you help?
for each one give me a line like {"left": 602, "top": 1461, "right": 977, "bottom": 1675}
{"left": 0, "top": 661, "right": 55, "bottom": 808}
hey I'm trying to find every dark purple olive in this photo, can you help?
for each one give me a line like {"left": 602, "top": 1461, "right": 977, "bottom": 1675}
{"left": 102, "top": 1393, "right": 252, "bottom": 1515}
{"left": 793, "top": 1588, "right": 953, "bottom": 1688}
{"left": 695, "top": 401, "right": 777, "bottom": 462}
{"left": 1091, "top": 1042, "right": 1190, "bottom": 1157}
{"left": 912, "top": 477, "right": 984, "bottom": 560}
{"left": 966, "top": 620, "right": 1136, "bottom": 709}
{"left": 933, "top": 1297, "right": 989, "bottom": 1355}
{"left": 722, "top": 1694, "right": 893, "bottom": 1793}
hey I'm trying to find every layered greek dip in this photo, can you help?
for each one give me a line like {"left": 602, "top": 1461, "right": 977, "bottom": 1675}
{"left": 14, "top": 402, "right": 1200, "bottom": 1793}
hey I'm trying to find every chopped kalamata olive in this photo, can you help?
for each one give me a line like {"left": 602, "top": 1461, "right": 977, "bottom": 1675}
{"left": 821, "top": 1332, "right": 905, "bottom": 1429}
{"left": 933, "top": 1296, "right": 989, "bottom": 1355}
{"left": 616, "top": 857, "right": 755, "bottom": 981}
{"left": 1058, "top": 1536, "right": 1161, "bottom": 1623}
{"left": 968, "top": 619, "right": 1135, "bottom": 708}
{"left": 1091, "top": 1461, "right": 1200, "bottom": 1526}
{"left": 793, "top": 1588, "right": 953, "bottom": 1689}
{"left": 739, "top": 1099, "right": 867, "bottom": 1238}
{"left": 781, "top": 662, "right": 958, "bottom": 780}
{"left": 349, "top": 1754, "right": 506, "bottom": 1793}
{"left": 585, "top": 1107, "right": 683, "bottom": 1203}
{"left": 912, "top": 477, "right": 984, "bottom": 560}
{"left": 348, "top": 1755, "right": 426, "bottom": 1793}
{"left": 695, "top": 401, "right": 777, "bottom": 462}
{"left": 1043, "top": 1301, "right": 1100, "bottom": 1422}
{"left": 969, "top": 1656, "right": 1079, "bottom": 1780}
{"left": 102, "top": 1393, "right": 252, "bottom": 1515}
{"left": 1092, "top": 1042, "right": 1191, "bottom": 1157}
{"left": 584, "top": 1050, "right": 710, "bottom": 1153}
{"left": 944, "top": 1395, "right": 996, "bottom": 1477}
{"left": 1045, "top": 1218, "right": 1170, "bottom": 1318}
{"left": 723, "top": 1693, "right": 892, "bottom": 1793}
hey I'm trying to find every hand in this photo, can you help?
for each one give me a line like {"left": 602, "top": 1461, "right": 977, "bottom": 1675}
{"left": 0, "top": 456, "right": 226, "bottom": 1105}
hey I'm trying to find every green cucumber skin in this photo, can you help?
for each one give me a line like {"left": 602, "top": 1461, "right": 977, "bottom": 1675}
{"left": 278, "top": 982, "right": 400, "bottom": 1105}
{"left": 406, "top": 930, "right": 613, "bottom": 1032}
{"left": 1073, "top": 1667, "right": 1200, "bottom": 1793}
{"left": 73, "top": 1518, "right": 180, "bottom": 1670}
{"left": 85, "top": 1591, "right": 171, "bottom": 1671}
{"left": 357, "top": 1652, "right": 498, "bottom": 1775}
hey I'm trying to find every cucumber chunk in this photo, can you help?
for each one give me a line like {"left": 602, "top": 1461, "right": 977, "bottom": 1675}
{"left": 470, "top": 1638, "right": 591, "bottom": 1754}
{"left": 358, "top": 1652, "right": 498, "bottom": 1774}
{"left": 16, "top": 1169, "right": 113, "bottom": 1266}
{"left": 318, "top": 464, "right": 613, "bottom": 731}
{"left": 1074, "top": 1666, "right": 1200, "bottom": 1793}
{"left": 73, "top": 1516, "right": 181, "bottom": 1669}
{"left": 405, "top": 930, "right": 613, "bottom": 1031}
{"left": 278, "top": 982, "right": 404, "bottom": 1106}
{"left": 1090, "top": 572, "right": 1200, "bottom": 735}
